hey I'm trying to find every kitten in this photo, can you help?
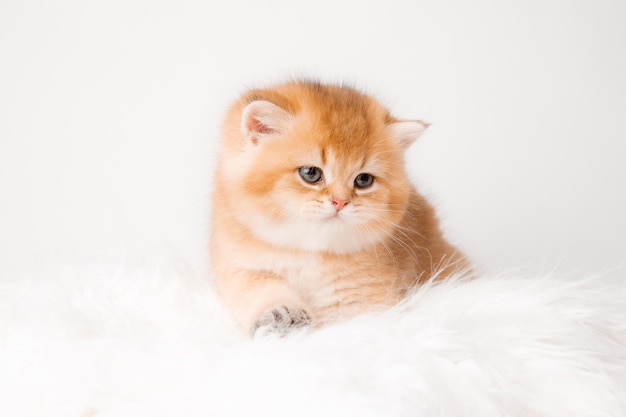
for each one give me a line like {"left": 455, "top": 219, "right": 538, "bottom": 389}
{"left": 210, "top": 80, "right": 468, "bottom": 336}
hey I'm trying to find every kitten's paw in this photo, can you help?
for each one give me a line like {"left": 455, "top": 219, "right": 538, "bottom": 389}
{"left": 251, "top": 305, "right": 312, "bottom": 337}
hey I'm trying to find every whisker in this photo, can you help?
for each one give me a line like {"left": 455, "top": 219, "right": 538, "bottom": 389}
{"left": 361, "top": 219, "right": 422, "bottom": 268}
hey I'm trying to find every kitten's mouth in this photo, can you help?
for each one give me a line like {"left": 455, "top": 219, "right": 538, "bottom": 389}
{"left": 324, "top": 211, "right": 345, "bottom": 222}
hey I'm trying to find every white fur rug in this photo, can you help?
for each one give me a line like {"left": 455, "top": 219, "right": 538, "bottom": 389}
{"left": 1, "top": 256, "right": 625, "bottom": 417}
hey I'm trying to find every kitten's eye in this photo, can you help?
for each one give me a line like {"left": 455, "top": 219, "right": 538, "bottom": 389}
{"left": 354, "top": 173, "right": 374, "bottom": 189}
{"left": 298, "top": 166, "right": 323, "bottom": 184}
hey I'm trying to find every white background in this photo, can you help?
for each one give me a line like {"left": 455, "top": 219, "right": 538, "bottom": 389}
{"left": 1, "top": 0, "right": 625, "bottom": 279}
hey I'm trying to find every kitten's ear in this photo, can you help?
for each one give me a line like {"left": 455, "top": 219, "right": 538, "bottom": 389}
{"left": 386, "top": 120, "right": 429, "bottom": 150}
{"left": 241, "top": 100, "right": 292, "bottom": 145}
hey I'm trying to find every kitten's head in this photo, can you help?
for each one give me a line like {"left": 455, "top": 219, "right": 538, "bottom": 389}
{"left": 218, "top": 81, "right": 427, "bottom": 254}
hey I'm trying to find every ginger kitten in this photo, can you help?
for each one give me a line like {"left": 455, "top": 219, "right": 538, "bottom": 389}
{"left": 210, "top": 80, "right": 468, "bottom": 336}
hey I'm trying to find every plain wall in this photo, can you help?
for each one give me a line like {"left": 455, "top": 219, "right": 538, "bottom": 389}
{"left": 1, "top": 0, "right": 625, "bottom": 278}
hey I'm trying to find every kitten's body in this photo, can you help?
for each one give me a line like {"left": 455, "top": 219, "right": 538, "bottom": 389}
{"left": 211, "top": 81, "right": 468, "bottom": 335}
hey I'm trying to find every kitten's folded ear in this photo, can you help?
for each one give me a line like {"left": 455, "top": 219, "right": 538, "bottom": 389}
{"left": 241, "top": 100, "right": 293, "bottom": 145}
{"left": 386, "top": 120, "right": 430, "bottom": 150}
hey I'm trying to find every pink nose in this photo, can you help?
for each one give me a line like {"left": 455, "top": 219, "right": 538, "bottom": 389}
{"left": 331, "top": 198, "right": 349, "bottom": 212}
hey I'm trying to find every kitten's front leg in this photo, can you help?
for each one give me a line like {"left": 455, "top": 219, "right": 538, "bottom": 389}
{"left": 214, "top": 269, "right": 311, "bottom": 337}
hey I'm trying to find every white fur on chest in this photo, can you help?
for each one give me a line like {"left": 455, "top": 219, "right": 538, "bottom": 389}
{"left": 237, "top": 248, "right": 330, "bottom": 302}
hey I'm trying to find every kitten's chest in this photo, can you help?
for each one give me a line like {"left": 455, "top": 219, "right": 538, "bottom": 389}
{"left": 281, "top": 255, "right": 326, "bottom": 288}
{"left": 241, "top": 245, "right": 396, "bottom": 313}
{"left": 253, "top": 251, "right": 331, "bottom": 299}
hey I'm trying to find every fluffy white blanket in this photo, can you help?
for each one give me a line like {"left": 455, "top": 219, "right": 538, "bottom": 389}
{"left": 1, "top": 257, "right": 625, "bottom": 417}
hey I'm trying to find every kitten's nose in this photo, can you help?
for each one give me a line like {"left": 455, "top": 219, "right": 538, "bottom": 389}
{"left": 331, "top": 198, "right": 349, "bottom": 212}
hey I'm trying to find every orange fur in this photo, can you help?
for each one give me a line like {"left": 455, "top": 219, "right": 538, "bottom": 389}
{"left": 210, "top": 80, "right": 469, "bottom": 336}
